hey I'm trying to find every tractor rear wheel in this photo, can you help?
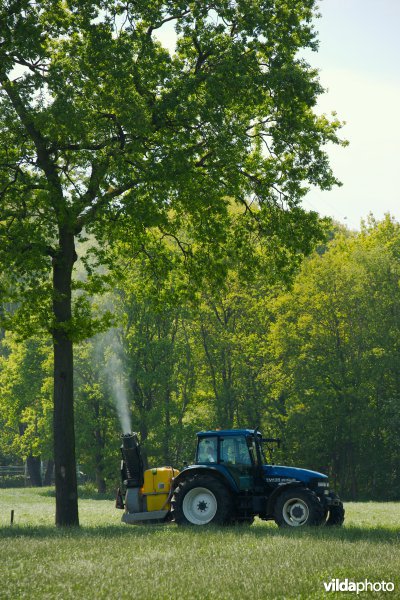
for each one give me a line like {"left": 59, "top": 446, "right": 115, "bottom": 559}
{"left": 172, "top": 475, "right": 233, "bottom": 526}
{"left": 274, "top": 488, "right": 325, "bottom": 528}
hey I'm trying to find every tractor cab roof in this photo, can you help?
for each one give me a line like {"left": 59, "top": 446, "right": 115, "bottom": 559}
{"left": 197, "top": 429, "right": 261, "bottom": 437}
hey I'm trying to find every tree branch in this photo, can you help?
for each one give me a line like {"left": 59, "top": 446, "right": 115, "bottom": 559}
{"left": 10, "top": 53, "right": 49, "bottom": 76}
{"left": 146, "top": 11, "right": 191, "bottom": 37}
{"left": 75, "top": 178, "right": 140, "bottom": 232}
{"left": 192, "top": 33, "right": 212, "bottom": 74}
{"left": 0, "top": 72, "right": 64, "bottom": 213}
{"left": 159, "top": 229, "right": 192, "bottom": 258}
{"left": 98, "top": 112, "right": 126, "bottom": 150}
{"left": 49, "top": 139, "right": 121, "bottom": 153}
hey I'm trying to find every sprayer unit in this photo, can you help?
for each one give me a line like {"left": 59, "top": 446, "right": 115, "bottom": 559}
{"left": 117, "top": 432, "right": 179, "bottom": 524}
{"left": 120, "top": 432, "right": 144, "bottom": 488}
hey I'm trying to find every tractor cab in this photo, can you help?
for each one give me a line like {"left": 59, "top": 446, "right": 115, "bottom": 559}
{"left": 195, "top": 429, "right": 268, "bottom": 491}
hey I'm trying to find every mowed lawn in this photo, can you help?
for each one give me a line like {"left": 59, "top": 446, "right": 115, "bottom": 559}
{"left": 0, "top": 488, "right": 399, "bottom": 599}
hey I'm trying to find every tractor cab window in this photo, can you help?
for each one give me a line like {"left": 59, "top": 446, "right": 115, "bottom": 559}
{"left": 220, "top": 435, "right": 254, "bottom": 491}
{"left": 220, "top": 436, "right": 252, "bottom": 466}
{"left": 197, "top": 437, "right": 217, "bottom": 463}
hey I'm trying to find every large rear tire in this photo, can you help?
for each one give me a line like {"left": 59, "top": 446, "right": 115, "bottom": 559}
{"left": 172, "top": 475, "right": 233, "bottom": 526}
{"left": 274, "top": 488, "right": 325, "bottom": 528}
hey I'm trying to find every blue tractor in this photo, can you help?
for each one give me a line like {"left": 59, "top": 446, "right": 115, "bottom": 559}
{"left": 117, "top": 428, "right": 344, "bottom": 528}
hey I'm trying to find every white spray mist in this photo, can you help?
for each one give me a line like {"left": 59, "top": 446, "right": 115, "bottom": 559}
{"left": 95, "top": 328, "right": 132, "bottom": 435}
{"left": 106, "top": 351, "right": 131, "bottom": 434}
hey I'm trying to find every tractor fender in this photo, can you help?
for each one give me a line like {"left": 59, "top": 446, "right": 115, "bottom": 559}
{"left": 172, "top": 465, "right": 239, "bottom": 493}
{"left": 265, "top": 481, "right": 304, "bottom": 516}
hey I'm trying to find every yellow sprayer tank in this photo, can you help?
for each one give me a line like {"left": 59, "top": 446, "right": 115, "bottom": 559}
{"left": 142, "top": 467, "right": 180, "bottom": 512}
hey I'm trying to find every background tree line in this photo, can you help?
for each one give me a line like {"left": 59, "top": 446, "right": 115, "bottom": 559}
{"left": 1, "top": 214, "right": 399, "bottom": 500}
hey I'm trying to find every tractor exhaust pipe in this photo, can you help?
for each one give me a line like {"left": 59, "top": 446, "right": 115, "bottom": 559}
{"left": 120, "top": 432, "right": 144, "bottom": 489}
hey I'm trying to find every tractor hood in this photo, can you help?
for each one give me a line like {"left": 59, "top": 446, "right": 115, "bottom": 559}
{"left": 263, "top": 465, "right": 328, "bottom": 484}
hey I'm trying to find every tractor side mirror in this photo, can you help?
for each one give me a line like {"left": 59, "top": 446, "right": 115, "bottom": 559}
{"left": 262, "top": 437, "right": 281, "bottom": 448}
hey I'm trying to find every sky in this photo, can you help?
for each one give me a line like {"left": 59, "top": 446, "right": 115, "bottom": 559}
{"left": 300, "top": 0, "right": 400, "bottom": 229}
{"left": 156, "top": 0, "right": 400, "bottom": 230}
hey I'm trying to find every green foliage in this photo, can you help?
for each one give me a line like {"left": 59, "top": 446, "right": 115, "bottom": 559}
{"left": 0, "top": 475, "right": 27, "bottom": 488}
{"left": 0, "top": 334, "right": 53, "bottom": 461}
{"left": 269, "top": 215, "right": 400, "bottom": 499}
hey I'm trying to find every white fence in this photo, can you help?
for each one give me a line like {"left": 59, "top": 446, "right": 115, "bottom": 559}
{"left": 0, "top": 465, "right": 26, "bottom": 476}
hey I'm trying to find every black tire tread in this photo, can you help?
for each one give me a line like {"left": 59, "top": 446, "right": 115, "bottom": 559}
{"left": 171, "top": 474, "right": 233, "bottom": 526}
{"left": 274, "top": 487, "right": 325, "bottom": 528}
{"left": 326, "top": 499, "right": 345, "bottom": 526}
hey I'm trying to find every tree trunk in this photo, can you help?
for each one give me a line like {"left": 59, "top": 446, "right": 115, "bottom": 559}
{"left": 139, "top": 418, "right": 149, "bottom": 470}
{"left": 94, "top": 420, "right": 106, "bottom": 494}
{"left": 52, "top": 229, "right": 79, "bottom": 526}
{"left": 95, "top": 468, "right": 106, "bottom": 494}
{"left": 163, "top": 388, "right": 171, "bottom": 464}
{"left": 26, "top": 455, "right": 43, "bottom": 487}
{"left": 43, "top": 459, "right": 54, "bottom": 486}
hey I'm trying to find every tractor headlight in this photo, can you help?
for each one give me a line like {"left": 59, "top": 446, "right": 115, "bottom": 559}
{"left": 317, "top": 481, "right": 329, "bottom": 488}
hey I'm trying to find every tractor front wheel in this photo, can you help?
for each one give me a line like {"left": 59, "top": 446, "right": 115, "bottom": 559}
{"left": 326, "top": 495, "right": 345, "bottom": 526}
{"left": 172, "top": 475, "right": 233, "bottom": 526}
{"left": 274, "top": 488, "right": 325, "bottom": 528}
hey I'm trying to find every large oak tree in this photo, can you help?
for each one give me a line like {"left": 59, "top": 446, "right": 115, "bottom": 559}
{"left": 0, "top": 0, "right": 343, "bottom": 525}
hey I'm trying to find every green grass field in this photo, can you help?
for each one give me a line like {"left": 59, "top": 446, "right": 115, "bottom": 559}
{"left": 0, "top": 488, "right": 399, "bottom": 599}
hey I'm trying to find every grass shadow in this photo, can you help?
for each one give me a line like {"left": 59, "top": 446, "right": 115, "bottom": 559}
{"left": 38, "top": 488, "right": 115, "bottom": 501}
{"left": 1, "top": 522, "right": 399, "bottom": 544}
{"left": 38, "top": 489, "right": 55, "bottom": 498}
{"left": 240, "top": 523, "right": 400, "bottom": 544}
